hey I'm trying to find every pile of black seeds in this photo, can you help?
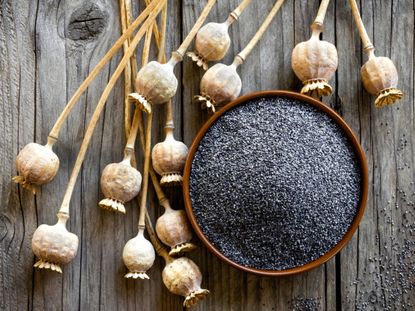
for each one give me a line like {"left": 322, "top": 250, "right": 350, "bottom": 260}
{"left": 289, "top": 297, "right": 321, "bottom": 311}
{"left": 189, "top": 97, "right": 362, "bottom": 270}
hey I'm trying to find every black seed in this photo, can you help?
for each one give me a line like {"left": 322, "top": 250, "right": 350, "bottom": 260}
{"left": 189, "top": 97, "right": 362, "bottom": 270}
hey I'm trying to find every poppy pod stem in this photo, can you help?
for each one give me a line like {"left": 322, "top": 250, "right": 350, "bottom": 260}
{"left": 228, "top": 0, "right": 252, "bottom": 23}
{"left": 138, "top": 111, "right": 152, "bottom": 229}
{"left": 237, "top": 0, "right": 285, "bottom": 61}
{"left": 58, "top": 3, "right": 163, "bottom": 216}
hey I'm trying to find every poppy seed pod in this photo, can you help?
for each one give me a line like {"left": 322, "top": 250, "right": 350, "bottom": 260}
{"left": 291, "top": 23, "right": 338, "bottom": 97}
{"left": 194, "top": 60, "right": 242, "bottom": 113}
{"left": 32, "top": 213, "right": 78, "bottom": 273}
{"left": 123, "top": 230, "right": 155, "bottom": 279}
{"left": 13, "top": 142, "right": 60, "bottom": 194}
{"left": 162, "top": 257, "right": 209, "bottom": 308}
{"left": 129, "top": 58, "right": 178, "bottom": 114}
{"left": 360, "top": 54, "right": 403, "bottom": 107}
{"left": 151, "top": 128, "right": 188, "bottom": 186}
{"left": 99, "top": 160, "right": 142, "bottom": 214}
{"left": 156, "top": 207, "right": 196, "bottom": 256}
{"left": 187, "top": 22, "right": 231, "bottom": 70}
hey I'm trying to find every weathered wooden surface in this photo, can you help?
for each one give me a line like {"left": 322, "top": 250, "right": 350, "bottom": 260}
{"left": 0, "top": 0, "right": 414, "bottom": 310}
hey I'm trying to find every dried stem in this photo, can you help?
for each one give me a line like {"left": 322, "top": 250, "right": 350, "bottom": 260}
{"left": 348, "top": 0, "right": 375, "bottom": 55}
{"left": 138, "top": 112, "right": 152, "bottom": 229}
{"left": 142, "top": 21, "right": 154, "bottom": 67}
{"left": 58, "top": 1, "right": 164, "bottom": 215}
{"left": 235, "top": 0, "right": 285, "bottom": 63}
{"left": 313, "top": 0, "right": 330, "bottom": 27}
{"left": 228, "top": 0, "right": 252, "bottom": 22}
{"left": 143, "top": 0, "right": 167, "bottom": 63}
{"left": 170, "top": 0, "right": 217, "bottom": 63}
{"left": 125, "top": 0, "right": 138, "bottom": 88}
{"left": 124, "top": 107, "right": 141, "bottom": 157}
{"left": 119, "top": 0, "right": 133, "bottom": 137}
{"left": 47, "top": 0, "right": 161, "bottom": 144}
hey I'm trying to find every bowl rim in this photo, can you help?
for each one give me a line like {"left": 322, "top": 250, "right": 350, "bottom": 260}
{"left": 183, "top": 90, "right": 369, "bottom": 276}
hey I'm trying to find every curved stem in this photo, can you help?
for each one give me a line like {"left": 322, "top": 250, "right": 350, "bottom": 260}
{"left": 138, "top": 112, "right": 152, "bottom": 229}
{"left": 141, "top": 21, "right": 154, "bottom": 67}
{"left": 119, "top": 0, "right": 133, "bottom": 137}
{"left": 58, "top": 1, "right": 164, "bottom": 215}
{"left": 227, "top": 0, "right": 252, "bottom": 24}
{"left": 157, "top": 0, "right": 168, "bottom": 63}
{"left": 47, "top": 0, "right": 161, "bottom": 143}
{"left": 125, "top": 0, "right": 138, "bottom": 90}
{"left": 348, "top": 0, "right": 375, "bottom": 56}
{"left": 236, "top": 0, "right": 285, "bottom": 63}
{"left": 171, "top": 0, "right": 217, "bottom": 62}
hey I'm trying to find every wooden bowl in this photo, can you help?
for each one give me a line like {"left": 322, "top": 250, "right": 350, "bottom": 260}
{"left": 183, "top": 90, "right": 369, "bottom": 276}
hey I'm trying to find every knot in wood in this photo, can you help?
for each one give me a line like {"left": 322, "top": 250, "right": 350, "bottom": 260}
{"left": 67, "top": 3, "right": 107, "bottom": 41}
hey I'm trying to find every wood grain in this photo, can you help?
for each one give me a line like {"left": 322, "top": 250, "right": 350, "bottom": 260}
{"left": 0, "top": 0, "right": 413, "bottom": 310}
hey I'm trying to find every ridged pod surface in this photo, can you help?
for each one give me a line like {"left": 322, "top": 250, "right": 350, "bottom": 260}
{"left": 156, "top": 208, "right": 196, "bottom": 256}
{"left": 187, "top": 22, "right": 231, "bottom": 70}
{"left": 99, "top": 161, "right": 142, "bottom": 213}
{"left": 162, "top": 257, "right": 209, "bottom": 308}
{"left": 291, "top": 31, "right": 338, "bottom": 97}
{"left": 13, "top": 143, "right": 60, "bottom": 193}
{"left": 360, "top": 55, "right": 403, "bottom": 107}
{"left": 32, "top": 215, "right": 78, "bottom": 273}
{"left": 151, "top": 129, "right": 188, "bottom": 186}
{"left": 130, "top": 61, "right": 178, "bottom": 113}
{"left": 123, "top": 231, "right": 155, "bottom": 279}
{"left": 195, "top": 63, "right": 242, "bottom": 113}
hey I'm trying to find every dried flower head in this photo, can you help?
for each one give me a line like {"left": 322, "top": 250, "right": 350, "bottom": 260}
{"left": 194, "top": 61, "right": 242, "bottom": 113}
{"left": 291, "top": 23, "right": 338, "bottom": 97}
{"left": 13, "top": 143, "right": 60, "bottom": 194}
{"left": 360, "top": 54, "right": 403, "bottom": 107}
{"left": 32, "top": 213, "right": 78, "bottom": 273}
{"left": 162, "top": 257, "right": 209, "bottom": 308}
{"left": 129, "top": 60, "right": 178, "bottom": 114}
{"left": 187, "top": 22, "right": 231, "bottom": 70}
{"left": 99, "top": 160, "right": 142, "bottom": 214}
{"left": 123, "top": 230, "right": 155, "bottom": 279}
{"left": 156, "top": 208, "right": 196, "bottom": 256}
{"left": 151, "top": 128, "right": 188, "bottom": 186}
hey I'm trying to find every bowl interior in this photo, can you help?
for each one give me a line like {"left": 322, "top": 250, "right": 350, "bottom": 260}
{"left": 183, "top": 90, "right": 369, "bottom": 276}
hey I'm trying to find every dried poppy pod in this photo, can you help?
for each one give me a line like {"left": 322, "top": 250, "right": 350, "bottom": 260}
{"left": 32, "top": 213, "right": 78, "bottom": 273}
{"left": 360, "top": 53, "right": 403, "bottom": 107}
{"left": 187, "top": 0, "right": 252, "bottom": 70}
{"left": 194, "top": 58, "right": 242, "bottom": 113}
{"left": 195, "top": 0, "right": 286, "bottom": 112}
{"left": 99, "top": 158, "right": 142, "bottom": 214}
{"left": 13, "top": 142, "right": 60, "bottom": 194}
{"left": 162, "top": 257, "right": 209, "bottom": 308}
{"left": 291, "top": 23, "right": 338, "bottom": 97}
{"left": 122, "top": 230, "right": 155, "bottom": 279}
{"left": 128, "top": 56, "right": 179, "bottom": 114}
{"left": 187, "top": 22, "right": 231, "bottom": 70}
{"left": 348, "top": 0, "right": 402, "bottom": 107}
{"left": 156, "top": 205, "right": 196, "bottom": 256}
{"left": 151, "top": 127, "right": 188, "bottom": 186}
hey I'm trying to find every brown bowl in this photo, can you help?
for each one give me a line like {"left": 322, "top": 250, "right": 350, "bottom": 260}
{"left": 183, "top": 90, "right": 369, "bottom": 276}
